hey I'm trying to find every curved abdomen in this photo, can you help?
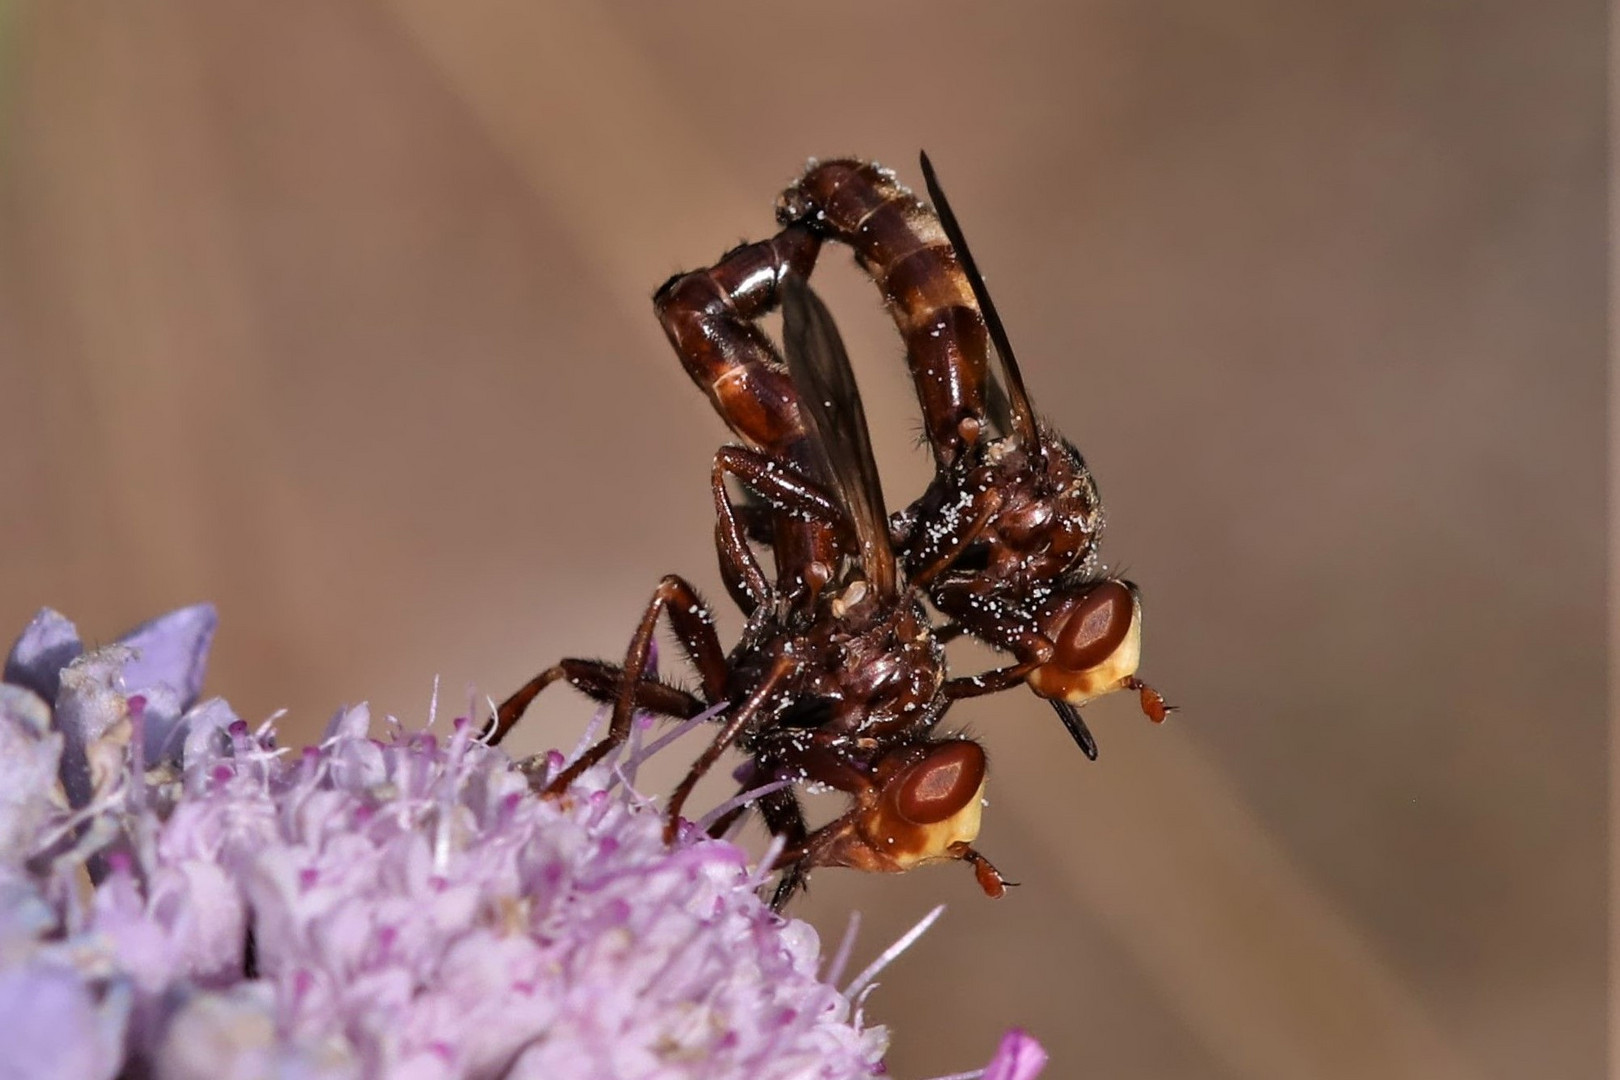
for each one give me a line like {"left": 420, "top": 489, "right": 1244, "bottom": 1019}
{"left": 778, "top": 159, "right": 991, "bottom": 466}
{"left": 654, "top": 225, "right": 822, "bottom": 461}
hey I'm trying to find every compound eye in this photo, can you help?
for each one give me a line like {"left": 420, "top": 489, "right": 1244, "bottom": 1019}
{"left": 892, "top": 740, "right": 986, "bottom": 825}
{"left": 1053, "top": 581, "right": 1136, "bottom": 672}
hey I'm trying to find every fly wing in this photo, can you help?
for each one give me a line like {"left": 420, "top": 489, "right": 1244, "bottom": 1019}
{"left": 919, "top": 151, "right": 1039, "bottom": 447}
{"left": 780, "top": 275, "right": 897, "bottom": 598}
{"left": 983, "top": 364, "right": 1019, "bottom": 440}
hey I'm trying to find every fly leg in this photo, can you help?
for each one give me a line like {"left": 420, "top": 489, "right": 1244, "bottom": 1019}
{"left": 755, "top": 784, "right": 813, "bottom": 911}
{"left": 903, "top": 486, "right": 1003, "bottom": 592}
{"left": 482, "top": 659, "right": 707, "bottom": 747}
{"left": 712, "top": 445, "right": 847, "bottom": 612}
{"left": 662, "top": 653, "right": 795, "bottom": 843}
{"left": 701, "top": 774, "right": 812, "bottom": 910}
{"left": 928, "top": 584, "right": 1105, "bottom": 759}
{"left": 930, "top": 581, "right": 1055, "bottom": 701}
{"left": 931, "top": 585, "right": 1107, "bottom": 760}
{"left": 540, "top": 574, "right": 728, "bottom": 795}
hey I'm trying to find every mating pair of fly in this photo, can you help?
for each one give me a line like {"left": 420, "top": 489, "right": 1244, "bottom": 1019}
{"left": 485, "top": 154, "right": 1170, "bottom": 909}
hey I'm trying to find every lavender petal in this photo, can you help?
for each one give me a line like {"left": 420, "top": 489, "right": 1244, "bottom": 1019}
{"left": 0, "top": 604, "right": 1033, "bottom": 1079}
{"left": 117, "top": 603, "right": 217, "bottom": 713}
{"left": 3, "top": 608, "right": 83, "bottom": 705}
{"left": 0, "top": 964, "right": 131, "bottom": 1080}
{"left": 982, "top": 1028, "right": 1048, "bottom": 1080}
{"left": 0, "top": 685, "right": 65, "bottom": 857}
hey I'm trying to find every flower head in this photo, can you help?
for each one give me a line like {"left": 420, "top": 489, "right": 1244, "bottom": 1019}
{"left": 0, "top": 606, "right": 1044, "bottom": 1079}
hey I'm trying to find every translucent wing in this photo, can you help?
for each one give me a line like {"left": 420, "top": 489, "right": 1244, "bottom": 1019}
{"left": 919, "top": 151, "right": 1039, "bottom": 446}
{"left": 780, "top": 276, "right": 897, "bottom": 598}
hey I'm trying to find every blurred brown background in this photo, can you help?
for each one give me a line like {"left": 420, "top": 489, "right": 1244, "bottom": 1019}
{"left": 0, "top": 3, "right": 1605, "bottom": 1078}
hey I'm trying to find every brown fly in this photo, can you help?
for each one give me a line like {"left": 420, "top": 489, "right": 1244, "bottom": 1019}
{"left": 486, "top": 256, "right": 1008, "bottom": 908}
{"left": 775, "top": 153, "right": 1171, "bottom": 759}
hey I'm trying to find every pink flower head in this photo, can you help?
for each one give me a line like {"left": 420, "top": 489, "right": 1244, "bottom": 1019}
{"left": 0, "top": 606, "right": 1045, "bottom": 1079}
{"left": 982, "top": 1029, "right": 1049, "bottom": 1080}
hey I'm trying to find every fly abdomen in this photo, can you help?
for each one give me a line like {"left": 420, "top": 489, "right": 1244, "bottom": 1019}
{"left": 778, "top": 159, "right": 991, "bottom": 465}
{"left": 654, "top": 226, "right": 822, "bottom": 455}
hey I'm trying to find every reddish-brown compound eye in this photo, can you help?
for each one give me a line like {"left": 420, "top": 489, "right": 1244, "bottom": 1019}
{"left": 1053, "top": 581, "right": 1135, "bottom": 672}
{"left": 891, "top": 740, "right": 986, "bottom": 825}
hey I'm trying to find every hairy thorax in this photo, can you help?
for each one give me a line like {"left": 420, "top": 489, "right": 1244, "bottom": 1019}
{"left": 899, "top": 433, "right": 1104, "bottom": 603}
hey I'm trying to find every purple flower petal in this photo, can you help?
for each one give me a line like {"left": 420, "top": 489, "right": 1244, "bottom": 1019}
{"left": 982, "top": 1028, "right": 1048, "bottom": 1080}
{"left": 153, "top": 984, "right": 360, "bottom": 1080}
{"left": 0, "top": 605, "right": 1030, "bottom": 1079}
{"left": 117, "top": 602, "right": 216, "bottom": 713}
{"left": 180, "top": 698, "right": 242, "bottom": 775}
{"left": 0, "top": 868, "right": 58, "bottom": 950}
{"left": 114, "top": 605, "right": 218, "bottom": 773}
{"left": 3, "top": 608, "right": 82, "bottom": 705}
{"left": 323, "top": 703, "right": 371, "bottom": 741}
{"left": 0, "top": 964, "right": 131, "bottom": 1080}
{"left": 4, "top": 605, "right": 219, "bottom": 776}
{"left": 0, "top": 685, "right": 64, "bottom": 855}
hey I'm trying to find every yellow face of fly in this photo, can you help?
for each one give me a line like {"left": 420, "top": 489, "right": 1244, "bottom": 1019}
{"left": 864, "top": 778, "right": 986, "bottom": 872}
{"left": 1027, "top": 585, "right": 1143, "bottom": 706}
